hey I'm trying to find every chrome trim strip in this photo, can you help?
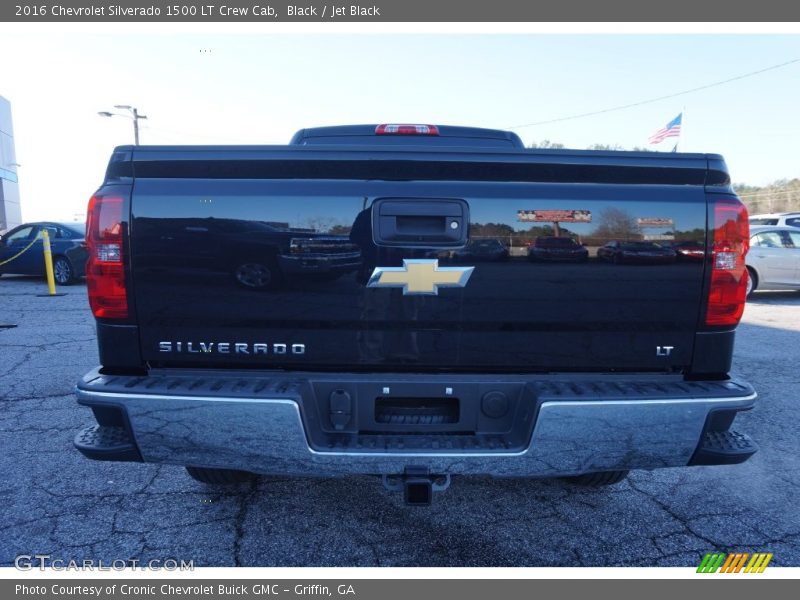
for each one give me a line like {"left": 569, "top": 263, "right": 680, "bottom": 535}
{"left": 534, "top": 394, "right": 757, "bottom": 408}
{"left": 80, "top": 390, "right": 298, "bottom": 406}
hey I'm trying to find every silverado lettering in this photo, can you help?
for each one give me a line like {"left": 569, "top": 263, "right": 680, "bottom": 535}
{"left": 158, "top": 342, "right": 306, "bottom": 354}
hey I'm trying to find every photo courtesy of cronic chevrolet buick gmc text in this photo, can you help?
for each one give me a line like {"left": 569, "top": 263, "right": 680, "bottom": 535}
{"left": 73, "top": 124, "right": 756, "bottom": 505}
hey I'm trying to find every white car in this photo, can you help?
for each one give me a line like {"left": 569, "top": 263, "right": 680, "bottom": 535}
{"left": 746, "top": 225, "right": 800, "bottom": 296}
{"left": 748, "top": 212, "right": 800, "bottom": 228}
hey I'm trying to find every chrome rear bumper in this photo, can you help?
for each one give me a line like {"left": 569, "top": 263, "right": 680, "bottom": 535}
{"left": 75, "top": 369, "right": 756, "bottom": 477}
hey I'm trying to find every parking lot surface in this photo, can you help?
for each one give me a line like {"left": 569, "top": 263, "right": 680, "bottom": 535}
{"left": 1, "top": 275, "right": 799, "bottom": 567}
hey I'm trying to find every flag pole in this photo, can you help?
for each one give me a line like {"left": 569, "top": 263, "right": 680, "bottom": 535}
{"left": 672, "top": 107, "right": 684, "bottom": 153}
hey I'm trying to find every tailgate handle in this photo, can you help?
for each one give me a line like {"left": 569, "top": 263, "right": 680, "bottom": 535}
{"left": 373, "top": 199, "right": 469, "bottom": 247}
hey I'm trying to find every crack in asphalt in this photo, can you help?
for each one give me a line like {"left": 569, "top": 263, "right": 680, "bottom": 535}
{"left": 1, "top": 393, "right": 75, "bottom": 402}
{"left": 627, "top": 478, "right": 766, "bottom": 553}
{"left": 232, "top": 478, "right": 258, "bottom": 567}
{"left": 1, "top": 352, "right": 36, "bottom": 380}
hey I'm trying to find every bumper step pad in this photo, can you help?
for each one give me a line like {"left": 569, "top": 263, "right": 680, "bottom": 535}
{"left": 74, "top": 425, "right": 142, "bottom": 463}
{"left": 690, "top": 430, "right": 757, "bottom": 466}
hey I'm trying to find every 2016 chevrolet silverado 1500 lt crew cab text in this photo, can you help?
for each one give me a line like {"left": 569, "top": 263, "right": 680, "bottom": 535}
{"left": 74, "top": 124, "right": 756, "bottom": 504}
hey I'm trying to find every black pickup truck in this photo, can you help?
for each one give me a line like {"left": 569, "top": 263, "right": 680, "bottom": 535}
{"left": 75, "top": 124, "right": 756, "bottom": 504}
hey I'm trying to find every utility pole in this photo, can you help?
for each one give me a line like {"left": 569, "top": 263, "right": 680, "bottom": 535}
{"left": 130, "top": 107, "right": 142, "bottom": 145}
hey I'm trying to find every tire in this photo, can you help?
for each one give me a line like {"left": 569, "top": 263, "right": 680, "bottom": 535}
{"left": 53, "top": 256, "right": 75, "bottom": 285}
{"left": 233, "top": 259, "right": 281, "bottom": 290}
{"left": 185, "top": 466, "right": 256, "bottom": 484}
{"left": 746, "top": 267, "right": 758, "bottom": 298}
{"left": 562, "top": 470, "right": 629, "bottom": 487}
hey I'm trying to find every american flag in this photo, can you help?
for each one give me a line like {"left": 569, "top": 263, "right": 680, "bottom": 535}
{"left": 648, "top": 113, "right": 682, "bottom": 145}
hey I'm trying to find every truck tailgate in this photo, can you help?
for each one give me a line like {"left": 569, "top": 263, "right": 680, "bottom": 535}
{"left": 128, "top": 151, "right": 711, "bottom": 373}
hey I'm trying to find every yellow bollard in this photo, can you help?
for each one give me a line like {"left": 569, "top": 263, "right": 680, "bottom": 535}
{"left": 41, "top": 229, "right": 57, "bottom": 295}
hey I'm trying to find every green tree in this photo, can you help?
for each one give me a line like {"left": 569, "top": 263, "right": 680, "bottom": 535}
{"left": 528, "top": 140, "right": 565, "bottom": 149}
{"left": 471, "top": 222, "right": 516, "bottom": 238}
{"left": 734, "top": 178, "right": 800, "bottom": 214}
{"left": 328, "top": 224, "right": 352, "bottom": 235}
{"left": 673, "top": 228, "right": 705, "bottom": 242}
{"left": 587, "top": 143, "right": 625, "bottom": 151}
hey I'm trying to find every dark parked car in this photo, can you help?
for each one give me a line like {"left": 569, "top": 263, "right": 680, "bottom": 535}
{"left": 528, "top": 236, "right": 589, "bottom": 262}
{"left": 597, "top": 240, "right": 676, "bottom": 265}
{"left": 452, "top": 238, "right": 509, "bottom": 262}
{"left": 0, "top": 222, "right": 87, "bottom": 284}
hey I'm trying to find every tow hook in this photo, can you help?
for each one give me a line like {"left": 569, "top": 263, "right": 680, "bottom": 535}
{"left": 382, "top": 467, "right": 451, "bottom": 506}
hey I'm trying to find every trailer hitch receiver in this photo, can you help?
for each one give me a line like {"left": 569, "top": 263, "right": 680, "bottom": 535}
{"left": 382, "top": 466, "right": 451, "bottom": 506}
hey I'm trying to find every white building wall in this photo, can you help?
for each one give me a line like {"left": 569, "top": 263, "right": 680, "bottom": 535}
{"left": 0, "top": 96, "right": 22, "bottom": 232}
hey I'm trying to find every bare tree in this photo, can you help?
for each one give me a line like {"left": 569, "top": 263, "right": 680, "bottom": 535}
{"left": 591, "top": 207, "right": 640, "bottom": 241}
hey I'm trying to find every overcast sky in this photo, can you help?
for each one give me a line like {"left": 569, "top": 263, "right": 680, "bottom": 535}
{"left": 1, "top": 31, "right": 798, "bottom": 223}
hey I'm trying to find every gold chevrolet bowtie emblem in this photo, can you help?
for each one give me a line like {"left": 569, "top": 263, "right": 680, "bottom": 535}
{"left": 367, "top": 259, "right": 474, "bottom": 295}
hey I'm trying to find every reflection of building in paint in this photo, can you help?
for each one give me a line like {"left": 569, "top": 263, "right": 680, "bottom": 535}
{"left": 637, "top": 216, "right": 675, "bottom": 241}
{"left": 636, "top": 217, "right": 674, "bottom": 227}
{"left": 517, "top": 209, "right": 592, "bottom": 223}
{"left": 517, "top": 209, "right": 592, "bottom": 238}
{"left": 0, "top": 96, "right": 22, "bottom": 232}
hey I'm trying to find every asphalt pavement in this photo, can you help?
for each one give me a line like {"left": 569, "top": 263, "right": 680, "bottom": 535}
{"left": 1, "top": 275, "right": 799, "bottom": 567}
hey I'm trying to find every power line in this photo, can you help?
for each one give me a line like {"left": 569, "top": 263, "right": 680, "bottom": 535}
{"left": 508, "top": 58, "right": 800, "bottom": 130}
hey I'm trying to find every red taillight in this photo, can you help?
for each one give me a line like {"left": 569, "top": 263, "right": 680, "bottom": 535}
{"left": 705, "top": 197, "right": 749, "bottom": 327}
{"left": 86, "top": 195, "right": 128, "bottom": 319}
{"left": 375, "top": 124, "right": 439, "bottom": 136}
